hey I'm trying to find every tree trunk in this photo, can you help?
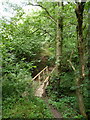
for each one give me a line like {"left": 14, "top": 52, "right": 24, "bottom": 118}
{"left": 75, "top": 76, "right": 87, "bottom": 117}
{"left": 75, "top": 2, "right": 85, "bottom": 81}
{"left": 56, "top": 2, "right": 63, "bottom": 75}
{"left": 75, "top": 2, "right": 87, "bottom": 117}
{"left": 87, "top": 4, "right": 90, "bottom": 119}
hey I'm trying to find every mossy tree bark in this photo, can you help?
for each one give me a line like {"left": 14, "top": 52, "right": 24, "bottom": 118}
{"left": 55, "top": 2, "right": 63, "bottom": 92}
{"left": 87, "top": 3, "right": 90, "bottom": 119}
{"left": 56, "top": 2, "right": 63, "bottom": 75}
{"left": 75, "top": 1, "right": 87, "bottom": 117}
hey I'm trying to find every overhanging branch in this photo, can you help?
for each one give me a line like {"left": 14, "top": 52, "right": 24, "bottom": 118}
{"left": 30, "top": 27, "right": 52, "bottom": 37}
{"left": 67, "top": 60, "right": 76, "bottom": 72}
{"left": 30, "top": 28, "right": 40, "bottom": 35}
{"left": 29, "top": 2, "right": 56, "bottom": 24}
{"left": 67, "top": 50, "right": 76, "bottom": 72}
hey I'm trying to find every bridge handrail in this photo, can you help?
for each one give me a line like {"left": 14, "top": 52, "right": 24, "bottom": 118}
{"left": 32, "top": 66, "right": 48, "bottom": 81}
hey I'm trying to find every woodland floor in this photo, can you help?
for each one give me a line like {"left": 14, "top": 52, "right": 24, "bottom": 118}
{"left": 33, "top": 66, "right": 63, "bottom": 119}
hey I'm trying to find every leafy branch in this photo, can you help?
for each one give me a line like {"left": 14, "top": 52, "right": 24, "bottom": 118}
{"left": 28, "top": 2, "right": 56, "bottom": 24}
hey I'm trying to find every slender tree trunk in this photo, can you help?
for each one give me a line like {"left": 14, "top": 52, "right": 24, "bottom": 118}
{"left": 56, "top": 2, "right": 63, "bottom": 75}
{"left": 75, "top": 2, "right": 85, "bottom": 81}
{"left": 87, "top": 6, "right": 90, "bottom": 80}
{"left": 75, "top": 76, "right": 87, "bottom": 117}
{"left": 75, "top": 2, "right": 87, "bottom": 117}
{"left": 87, "top": 4, "right": 90, "bottom": 119}
{"left": 87, "top": 7, "right": 90, "bottom": 80}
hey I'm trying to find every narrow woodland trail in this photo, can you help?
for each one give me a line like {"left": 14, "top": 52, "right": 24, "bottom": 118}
{"left": 43, "top": 97, "right": 63, "bottom": 119}
{"left": 35, "top": 86, "right": 63, "bottom": 118}
{"left": 35, "top": 86, "right": 63, "bottom": 119}
{"left": 33, "top": 66, "right": 63, "bottom": 119}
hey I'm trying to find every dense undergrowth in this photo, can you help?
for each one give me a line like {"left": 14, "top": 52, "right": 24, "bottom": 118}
{"left": 46, "top": 72, "right": 89, "bottom": 119}
{"left": 1, "top": 12, "right": 53, "bottom": 119}
{"left": 48, "top": 96, "right": 83, "bottom": 118}
{"left": 3, "top": 96, "right": 53, "bottom": 118}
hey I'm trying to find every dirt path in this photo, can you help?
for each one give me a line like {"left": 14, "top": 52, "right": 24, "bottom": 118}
{"left": 43, "top": 97, "right": 63, "bottom": 119}
{"left": 35, "top": 83, "right": 63, "bottom": 119}
{"left": 34, "top": 66, "right": 63, "bottom": 119}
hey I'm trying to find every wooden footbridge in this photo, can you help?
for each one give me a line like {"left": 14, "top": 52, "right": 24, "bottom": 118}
{"left": 32, "top": 66, "right": 57, "bottom": 97}
{"left": 22, "top": 66, "right": 57, "bottom": 98}
{"left": 32, "top": 66, "right": 63, "bottom": 118}
{"left": 22, "top": 66, "right": 62, "bottom": 118}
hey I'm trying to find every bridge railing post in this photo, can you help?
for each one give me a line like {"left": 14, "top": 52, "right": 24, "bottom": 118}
{"left": 46, "top": 66, "right": 49, "bottom": 75}
{"left": 43, "top": 71, "right": 45, "bottom": 81}
{"left": 38, "top": 74, "right": 41, "bottom": 84}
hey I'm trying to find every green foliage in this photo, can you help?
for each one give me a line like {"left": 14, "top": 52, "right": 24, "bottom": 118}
{"left": 3, "top": 97, "right": 53, "bottom": 118}
{"left": 60, "top": 72, "right": 75, "bottom": 91}
{"left": 48, "top": 96, "right": 83, "bottom": 118}
{"left": 1, "top": 13, "right": 43, "bottom": 98}
{"left": 46, "top": 75, "right": 60, "bottom": 99}
{"left": 1, "top": 1, "right": 89, "bottom": 119}
{"left": 46, "top": 71, "right": 75, "bottom": 99}
{"left": 1, "top": 7, "right": 54, "bottom": 118}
